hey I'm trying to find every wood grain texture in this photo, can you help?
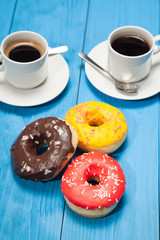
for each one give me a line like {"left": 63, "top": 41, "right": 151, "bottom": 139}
{"left": 61, "top": 0, "right": 159, "bottom": 240}
{"left": 159, "top": 94, "right": 160, "bottom": 238}
{"left": 0, "top": 1, "right": 88, "bottom": 240}
{"left": 0, "top": 0, "right": 159, "bottom": 240}
{"left": 0, "top": 0, "right": 17, "bottom": 41}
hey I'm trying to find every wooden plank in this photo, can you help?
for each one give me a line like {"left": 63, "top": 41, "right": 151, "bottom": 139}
{"left": 0, "top": 0, "right": 17, "bottom": 41}
{"left": 61, "top": 0, "right": 159, "bottom": 240}
{"left": 159, "top": 94, "right": 160, "bottom": 239}
{"left": 0, "top": 1, "right": 88, "bottom": 240}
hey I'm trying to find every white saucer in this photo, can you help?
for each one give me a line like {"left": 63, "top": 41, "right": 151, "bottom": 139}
{"left": 85, "top": 41, "right": 160, "bottom": 100}
{"left": 0, "top": 54, "right": 69, "bottom": 107}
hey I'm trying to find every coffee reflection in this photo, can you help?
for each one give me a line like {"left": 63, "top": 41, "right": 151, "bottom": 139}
{"left": 111, "top": 35, "right": 150, "bottom": 56}
{"left": 4, "top": 39, "right": 45, "bottom": 62}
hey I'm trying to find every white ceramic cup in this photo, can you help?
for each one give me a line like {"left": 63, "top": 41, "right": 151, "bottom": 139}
{"left": 108, "top": 26, "right": 160, "bottom": 83}
{"left": 0, "top": 31, "right": 48, "bottom": 89}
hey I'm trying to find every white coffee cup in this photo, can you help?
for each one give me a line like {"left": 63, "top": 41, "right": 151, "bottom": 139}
{"left": 0, "top": 31, "right": 48, "bottom": 89}
{"left": 108, "top": 26, "right": 160, "bottom": 83}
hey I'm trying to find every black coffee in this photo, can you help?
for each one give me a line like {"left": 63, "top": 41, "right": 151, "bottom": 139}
{"left": 111, "top": 35, "right": 150, "bottom": 56}
{"left": 4, "top": 39, "right": 45, "bottom": 63}
{"left": 9, "top": 45, "right": 41, "bottom": 62}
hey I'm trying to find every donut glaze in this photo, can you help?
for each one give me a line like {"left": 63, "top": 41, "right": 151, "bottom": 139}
{"left": 61, "top": 152, "right": 126, "bottom": 210}
{"left": 10, "top": 117, "right": 76, "bottom": 181}
{"left": 65, "top": 101, "right": 127, "bottom": 153}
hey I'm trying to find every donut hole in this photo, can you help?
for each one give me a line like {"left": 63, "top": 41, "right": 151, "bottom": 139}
{"left": 88, "top": 120, "right": 103, "bottom": 127}
{"left": 85, "top": 110, "right": 104, "bottom": 127}
{"left": 36, "top": 139, "right": 49, "bottom": 155}
{"left": 87, "top": 176, "right": 100, "bottom": 185}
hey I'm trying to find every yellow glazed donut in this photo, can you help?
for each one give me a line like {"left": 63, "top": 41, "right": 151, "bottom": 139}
{"left": 65, "top": 101, "right": 127, "bottom": 153}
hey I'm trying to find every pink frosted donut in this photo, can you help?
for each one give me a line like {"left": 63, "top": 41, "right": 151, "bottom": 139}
{"left": 61, "top": 152, "right": 126, "bottom": 218}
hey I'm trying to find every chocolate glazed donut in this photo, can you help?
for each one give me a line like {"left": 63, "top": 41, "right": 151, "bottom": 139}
{"left": 10, "top": 117, "right": 78, "bottom": 181}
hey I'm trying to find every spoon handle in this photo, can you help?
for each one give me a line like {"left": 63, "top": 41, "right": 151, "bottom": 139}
{"left": 79, "top": 51, "right": 139, "bottom": 93}
{"left": 79, "top": 51, "right": 112, "bottom": 78}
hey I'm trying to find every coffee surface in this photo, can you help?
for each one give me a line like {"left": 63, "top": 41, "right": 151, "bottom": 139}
{"left": 111, "top": 35, "right": 150, "bottom": 56}
{"left": 5, "top": 39, "right": 45, "bottom": 62}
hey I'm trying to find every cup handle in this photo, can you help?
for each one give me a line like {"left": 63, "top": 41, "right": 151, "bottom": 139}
{"left": 48, "top": 46, "right": 68, "bottom": 56}
{"left": 153, "top": 35, "right": 160, "bottom": 55}
{"left": 0, "top": 50, "right": 4, "bottom": 71}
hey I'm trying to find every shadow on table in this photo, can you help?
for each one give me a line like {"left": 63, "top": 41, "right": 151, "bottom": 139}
{"left": 64, "top": 193, "right": 127, "bottom": 231}
{"left": 11, "top": 148, "right": 83, "bottom": 194}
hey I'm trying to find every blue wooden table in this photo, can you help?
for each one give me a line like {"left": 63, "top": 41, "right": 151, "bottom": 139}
{"left": 0, "top": 1, "right": 159, "bottom": 239}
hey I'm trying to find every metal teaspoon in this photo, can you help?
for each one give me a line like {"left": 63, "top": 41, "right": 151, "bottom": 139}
{"left": 79, "top": 51, "right": 139, "bottom": 93}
